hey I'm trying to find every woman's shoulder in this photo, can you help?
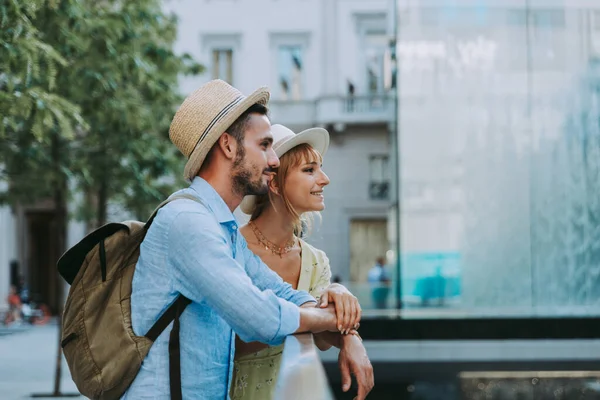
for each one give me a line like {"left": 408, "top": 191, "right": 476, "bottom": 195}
{"left": 299, "top": 239, "right": 331, "bottom": 297}
{"left": 299, "top": 238, "right": 329, "bottom": 267}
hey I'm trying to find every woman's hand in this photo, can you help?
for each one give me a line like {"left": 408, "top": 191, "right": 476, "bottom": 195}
{"left": 318, "top": 283, "right": 361, "bottom": 334}
{"left": 339, "top": 334, "right": 374, "bottom": 400}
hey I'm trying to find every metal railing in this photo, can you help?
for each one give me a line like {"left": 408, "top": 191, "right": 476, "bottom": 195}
{"left": 274, "top": 333, "right": 334, "bottom": 400}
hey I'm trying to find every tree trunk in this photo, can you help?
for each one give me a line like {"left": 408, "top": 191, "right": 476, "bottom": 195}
{"left": 51, "top": 133, "right": 68, "bottom": 395}
{"left": 97, "top": 178, "right": 107, "bottom": 227}
{"left": 52, "top": 187, "right": 67, "bottom": 395}
{"left": 97, "top": 130, "right": 109, "bottom": 227}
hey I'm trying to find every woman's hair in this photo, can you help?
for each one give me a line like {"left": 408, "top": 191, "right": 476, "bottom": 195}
{"left": 250, "top": 143, "right": 323, "bottom": 236}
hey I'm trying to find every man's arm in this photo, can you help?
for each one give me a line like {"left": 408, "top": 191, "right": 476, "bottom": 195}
{"left": 296, "top": 303, "right": 339, "bottom": 334}
{"left": 235, "top": 305, "right": 338, "bottom": 356}
{"left": 168, "top": 211, "right": 333, "bottom": 345}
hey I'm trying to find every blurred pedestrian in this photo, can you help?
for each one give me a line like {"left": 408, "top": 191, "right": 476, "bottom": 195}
{"left": 347, "top": 79, "right": 355, "bottom": 111}
{"left": 5, "top": 284, "right": 23, "bottom": 325}
{"left": 367, "top": 256, "right": 390, "bottom": 309}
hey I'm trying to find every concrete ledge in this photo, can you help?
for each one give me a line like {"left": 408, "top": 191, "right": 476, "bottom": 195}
{"left": 320, "top": 339, "right": 600, "bottom": 363}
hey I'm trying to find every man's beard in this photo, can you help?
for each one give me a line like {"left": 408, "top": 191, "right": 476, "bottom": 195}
{"left": 231, "top": 147, "right": 269, "bottom": 197}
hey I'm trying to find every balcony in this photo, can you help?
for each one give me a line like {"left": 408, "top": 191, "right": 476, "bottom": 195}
{"left": 269, "top": 94, "right": 395, "bottom": 128}
{"left": 316, "top": 94, "right": 395, "bottom": 125}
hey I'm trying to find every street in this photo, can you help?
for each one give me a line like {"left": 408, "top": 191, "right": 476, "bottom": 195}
{"left": 0, "top": 321, "right": 82, "bottom": 399}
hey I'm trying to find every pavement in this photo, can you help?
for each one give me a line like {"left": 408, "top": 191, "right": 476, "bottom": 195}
{"left": 0, "top": 320, "right": 83, "bottom": 399}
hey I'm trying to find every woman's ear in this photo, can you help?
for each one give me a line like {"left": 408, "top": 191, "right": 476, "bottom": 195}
{"left": 269, "top": 178, "right": 280, "bottom": 196}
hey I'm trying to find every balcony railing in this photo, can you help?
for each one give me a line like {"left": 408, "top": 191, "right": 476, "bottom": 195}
{"left": 269, "top": 94, "right": 394, "bottom": 127}
{"left": 274, "top": 334, "right": 334, "bottom": 400}
{"left": 316, "top": 95, "right": 394, "bottom": 125}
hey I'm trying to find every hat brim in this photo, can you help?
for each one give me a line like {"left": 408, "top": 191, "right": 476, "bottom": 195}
{"left": 240, "top": 127, "right": 330, "bottom": 215}
{"left": 273, "top": 127, "right": 329, "bottom": 158}
{"left": 183, "top": 86, "right": 270, "bottom": 181}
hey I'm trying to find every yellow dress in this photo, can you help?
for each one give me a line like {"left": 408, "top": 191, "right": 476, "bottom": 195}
{"left": 229, "top": 239, "right": 332, "bottom": 400}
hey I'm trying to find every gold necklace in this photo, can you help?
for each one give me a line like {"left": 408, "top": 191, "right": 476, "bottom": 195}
{"left": 249, "top": 221, "right": 296, "bottom": 258}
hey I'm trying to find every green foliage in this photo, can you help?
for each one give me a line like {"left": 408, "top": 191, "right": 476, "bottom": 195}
{"left": 1, "top": 0, "right": 202, "bottom": 226}
{"left": 0, "top": 0, "right": 86, "bottom": 139}
{"left": 0, "top": 0, "right": 87, "bottom": 203}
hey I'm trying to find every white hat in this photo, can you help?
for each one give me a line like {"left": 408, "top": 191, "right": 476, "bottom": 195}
{"left": 239, "top": 124, "right": 329, "bottom": 214}
{"left": 169, "top": 79, "right": 270, "bottom": 181}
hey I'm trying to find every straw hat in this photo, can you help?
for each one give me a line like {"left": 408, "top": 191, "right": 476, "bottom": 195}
{"left": 169, "top": 79, "right": 270, "bottom": 181}
{"left": 239, "top": 124, "right": 329, "bottom": 215}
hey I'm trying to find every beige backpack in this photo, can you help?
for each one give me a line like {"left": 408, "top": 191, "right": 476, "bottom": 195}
{"left": 57, "top": 194, "right": 200, "bottom": 400}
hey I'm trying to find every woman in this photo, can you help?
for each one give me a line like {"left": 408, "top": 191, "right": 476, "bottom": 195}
{"left": 230, "top": 124, "right": 372, "bottom": 400}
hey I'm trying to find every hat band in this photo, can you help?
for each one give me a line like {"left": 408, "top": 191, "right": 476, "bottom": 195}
{"left": 192, "top": 95, "right": 244, "bottom": 155}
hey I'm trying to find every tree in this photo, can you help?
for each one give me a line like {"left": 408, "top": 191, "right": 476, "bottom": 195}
{"left": 38, "top": 0, "right": 202, "bottom": 228}
{"left": 1, "top": 0, "right": 202, "bottom": 224}
{"left": 1, "top": 1, "right": 201, "bottom": 395}
{"left": 0, "top": 0, "right": 87, "bottom": 204}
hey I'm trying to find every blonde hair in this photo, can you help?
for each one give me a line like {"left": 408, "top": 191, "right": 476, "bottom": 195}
{"left": 250, "top": 143, "right": 323, "bottom": 237}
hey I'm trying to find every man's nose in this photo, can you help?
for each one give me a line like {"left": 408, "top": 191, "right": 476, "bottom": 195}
{"left": 268, "top": 148, "right": 280, "bottom": 168}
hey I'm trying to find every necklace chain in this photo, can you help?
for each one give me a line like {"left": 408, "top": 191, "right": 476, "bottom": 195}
{"left": 248, "top": 221, "right": 296, "bottom": 258}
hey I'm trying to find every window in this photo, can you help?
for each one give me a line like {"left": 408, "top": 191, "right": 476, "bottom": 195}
{"left": 202, "top": 34, "right": 240, "bottom": 84}
{"left": 369, "top": 155, "right": 390, "bottom": 200}
{"left": 355, "top": 13, "right": 389, "bottom": 95}
{"left": 364, "top": 33, "right": 388, "bottom": 95}
{"left": 212, "top": 49, "right": 233, "bottom": 84}
{"left": 277, "top": 46, "right": 303, "bottom": 100}
{"left": 269, "top": 32, "right": 310, "bottom": 100}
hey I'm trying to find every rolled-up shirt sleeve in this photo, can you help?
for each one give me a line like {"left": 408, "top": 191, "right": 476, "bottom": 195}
{"left": 241, "top": 236, "right": 316, "bottom": 307}
{"left": 167, "top": 210, "right": 301, "bottom": 345}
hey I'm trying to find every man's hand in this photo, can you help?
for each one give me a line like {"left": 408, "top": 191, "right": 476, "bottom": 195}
{"left": 338, "top": 334, "right": 374, "bottom": 400}
{"left": 319, "top": 283, "right": 361, "bottom": 334}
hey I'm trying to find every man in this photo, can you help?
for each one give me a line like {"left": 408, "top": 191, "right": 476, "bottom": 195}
{"left": 368, "top": 256, "right": 391, "bottom": 309}
{"left": 123, "top": 80, "right": 372, "bottom": 399}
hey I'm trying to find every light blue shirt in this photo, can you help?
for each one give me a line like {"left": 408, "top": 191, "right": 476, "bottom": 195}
{"left": 123, "top": 177, "right": 315, "bottom": 399}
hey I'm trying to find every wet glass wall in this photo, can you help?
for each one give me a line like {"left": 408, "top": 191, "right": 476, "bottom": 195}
{"left": 361, "top": 1, "right": 600, "bottom": 318}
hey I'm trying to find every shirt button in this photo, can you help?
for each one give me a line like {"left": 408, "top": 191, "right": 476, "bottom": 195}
{"left": 232, "top": 225, "right": 237, "bottom": 230}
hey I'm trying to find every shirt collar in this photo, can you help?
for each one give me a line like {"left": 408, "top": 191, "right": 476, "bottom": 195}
{"left": 189, "top": 177, "right": 237, "bottom": 224}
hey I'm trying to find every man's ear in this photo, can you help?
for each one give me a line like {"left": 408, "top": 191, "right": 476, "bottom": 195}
{"left": 218, "top": 133, "right": 237, "bottom": 160}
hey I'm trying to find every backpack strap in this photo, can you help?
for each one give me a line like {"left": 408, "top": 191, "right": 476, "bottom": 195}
{"left": 142, "top": 192, "right": 203, "bottom": 400}
{"left": 168, "top": 297, "right": 191, "bottom": 400}
{"left": 144, "top": 296, "right": 192, "bottom": 342}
